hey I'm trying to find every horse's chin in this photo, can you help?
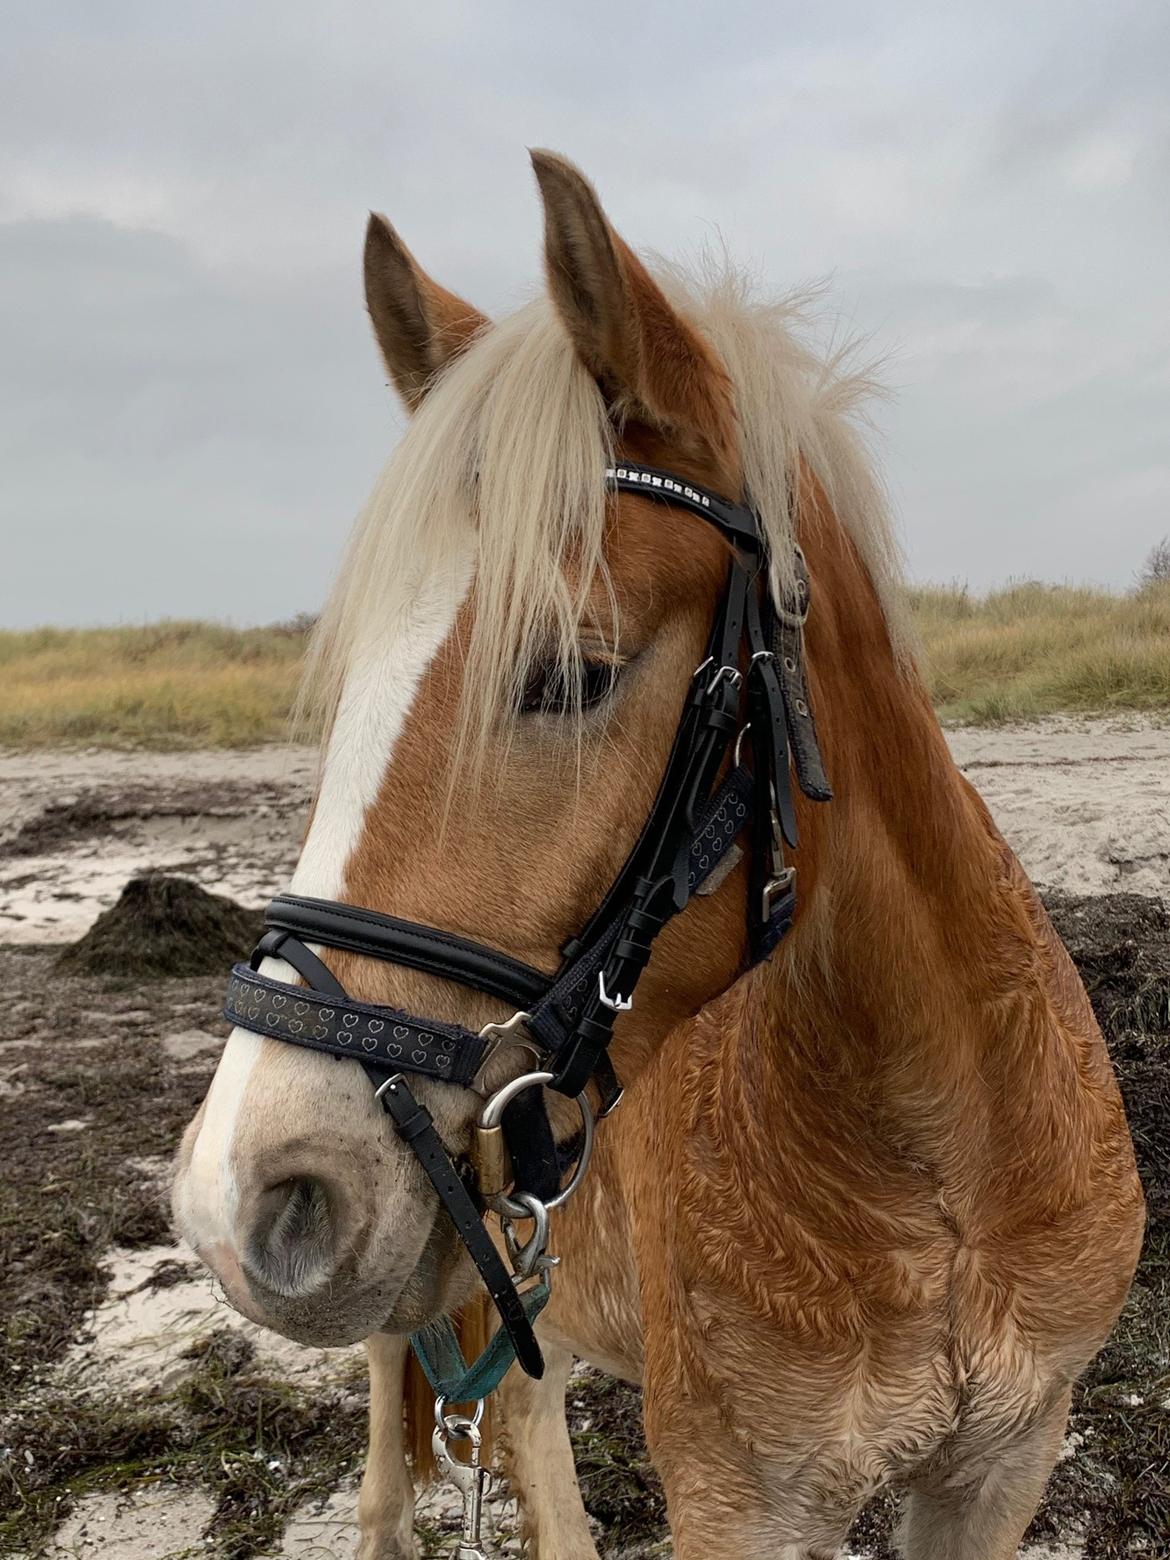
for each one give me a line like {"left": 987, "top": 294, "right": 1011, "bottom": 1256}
{"left": 225, "top": 1271, "right": 437, "bottom": 1349}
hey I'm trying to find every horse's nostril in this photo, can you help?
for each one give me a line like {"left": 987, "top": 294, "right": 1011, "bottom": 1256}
{"left": 244, "top": 1176, "right": 337, "bottom": 1298}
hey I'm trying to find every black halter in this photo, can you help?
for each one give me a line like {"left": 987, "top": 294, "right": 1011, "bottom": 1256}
{"left": 224, "top": 461, "right": 830, "bottom": 1385}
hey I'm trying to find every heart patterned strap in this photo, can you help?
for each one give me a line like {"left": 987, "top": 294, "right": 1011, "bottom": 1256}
{"left": 223, "top": 965, "right": 488, "bottom": 1088}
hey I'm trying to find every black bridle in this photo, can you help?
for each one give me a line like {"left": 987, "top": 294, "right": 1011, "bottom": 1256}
{"left": 224, "top": 461, "right": 830, "bottom": 1391}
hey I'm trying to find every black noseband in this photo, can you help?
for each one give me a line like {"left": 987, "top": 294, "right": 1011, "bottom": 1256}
{"left": 224, "top": 460, "right": 830, "bottom": 1390}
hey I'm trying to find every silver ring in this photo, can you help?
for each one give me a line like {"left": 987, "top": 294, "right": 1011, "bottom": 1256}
{"left": 434, "top": 1395, "right": 485, "bottom": 1434}
{"left": 479, "top": 1071, "right": 595, "bottom": 1215}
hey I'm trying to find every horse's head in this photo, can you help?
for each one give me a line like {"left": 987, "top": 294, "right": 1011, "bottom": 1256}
{"left": 172, "top": 154, "right": 811, "bottom": 1347}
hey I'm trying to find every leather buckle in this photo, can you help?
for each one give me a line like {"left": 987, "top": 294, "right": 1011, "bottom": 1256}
{"left": 693, "top": 656, "right": 745, "bottom": 697}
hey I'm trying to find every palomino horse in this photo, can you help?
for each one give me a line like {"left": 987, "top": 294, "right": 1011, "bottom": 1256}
{"left": 173, "top": 152, "right": 1144, "bottom": 1558}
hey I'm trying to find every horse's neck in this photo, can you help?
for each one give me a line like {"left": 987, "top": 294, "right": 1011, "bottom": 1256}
{"left": 730, "top": 495, "right": 1100, "bottom": 1215}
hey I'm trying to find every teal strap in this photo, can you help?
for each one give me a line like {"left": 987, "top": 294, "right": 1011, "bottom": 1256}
{"left": 409, "top": 1278, "right": 552, "bottom": 1403}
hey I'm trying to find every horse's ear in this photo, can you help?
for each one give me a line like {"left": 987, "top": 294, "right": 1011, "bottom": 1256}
{"left": 363, "top": 214, "right": 488, "bottom": 411}
{"left": 530, "top": 150, "right": 738, "bottom": 475}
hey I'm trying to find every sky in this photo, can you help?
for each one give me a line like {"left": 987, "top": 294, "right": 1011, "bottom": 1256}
{"left": 2, "top": 0, "right": 1168, "bottom": 627}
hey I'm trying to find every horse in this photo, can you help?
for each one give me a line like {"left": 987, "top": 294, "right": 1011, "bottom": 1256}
{"left": 172, "top": 151, "right": 1144, "bottom": 1559}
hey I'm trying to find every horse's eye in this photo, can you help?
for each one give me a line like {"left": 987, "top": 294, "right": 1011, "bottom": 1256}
{"left": 518, "top": 657, "right": 618, "bottom": 715}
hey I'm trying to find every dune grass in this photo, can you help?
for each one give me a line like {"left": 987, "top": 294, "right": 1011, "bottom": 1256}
{"left": 1, "top": 582, "right": 1168, "bottom": 747}
{"left": 0, "top": 621, "right": 307, "bottom": 748}
{"left": 911, "top": 578, "right": 1170, "bottom": 724}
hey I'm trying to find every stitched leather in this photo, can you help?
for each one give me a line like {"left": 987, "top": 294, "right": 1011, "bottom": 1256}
{"left": 773, "top": 551, "right": 832, "bottom": 802}
{"left": 267, "top": 895, "right": 551, "bottom": 1008}
{"left": 502, "top": 1088, "right": 560, "bottom": 1203}
{"left": 224, "top": 965, "right": 487, "bottom": 1087}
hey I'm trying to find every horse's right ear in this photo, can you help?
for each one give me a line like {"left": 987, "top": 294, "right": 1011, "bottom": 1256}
{"left": 530, "top": 150, "right": 739, "bottom": 482}
{"left": 363, "top": 215, "right": 489, "bottom": 411}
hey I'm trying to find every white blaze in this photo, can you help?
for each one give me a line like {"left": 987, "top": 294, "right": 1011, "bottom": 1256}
{"left": 176, "top": 542, "right": 475, "bottom": 1253}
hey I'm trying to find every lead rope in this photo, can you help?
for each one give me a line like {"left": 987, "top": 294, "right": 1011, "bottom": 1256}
{"left": 411, "top": 1072, "right": 589, "bottom": 1558}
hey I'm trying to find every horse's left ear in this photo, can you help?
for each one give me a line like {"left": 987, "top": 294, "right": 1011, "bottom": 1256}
{"left": 530, "top": 150, "right": 738, "bottom": 477}
{"left": 364, "top": 214, "right": 489, "bottom": 411}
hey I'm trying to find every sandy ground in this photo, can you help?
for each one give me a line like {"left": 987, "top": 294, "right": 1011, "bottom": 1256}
{"left": 1, "top": 718, "right": 1167, "bottom": 948}
{"left": 947, "top": 716, "right": 1170, "bottom": 897}
{"left": 2, "top": 720, "right": 1164, "bottom": 1558}
{"left": 0, "top": 747, "right": 315, "bottom": 944}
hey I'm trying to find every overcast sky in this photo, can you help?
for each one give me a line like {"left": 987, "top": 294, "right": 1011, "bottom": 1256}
{"left": 2, "top": 1, "right": 1168, "bottom": 627}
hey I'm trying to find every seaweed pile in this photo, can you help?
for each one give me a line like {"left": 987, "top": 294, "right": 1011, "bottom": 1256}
{"left": 55, "top": 873, "right": 263, "bottom": 979}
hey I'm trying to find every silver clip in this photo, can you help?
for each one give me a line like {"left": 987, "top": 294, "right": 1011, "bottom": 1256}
{"left": 475, "top": 1010, "right": 540, "bottom": 1081}
{"left": 500, "top": 1190, "right": 559, "bottom": 1283}
{"left": 432, "top": 1407, "right": 493, "bottom": 1559}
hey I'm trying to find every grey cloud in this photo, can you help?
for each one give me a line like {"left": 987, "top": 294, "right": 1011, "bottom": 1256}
{"left": 2, "top": 0, "right": 1169, "bottom": 626}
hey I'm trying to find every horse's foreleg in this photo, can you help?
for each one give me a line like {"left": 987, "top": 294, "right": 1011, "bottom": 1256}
{"left": 497, "top": 1338, "right": 599, "bottom": 1560}
{"left": 900, "top": 1383, "right": 1073, "bottom": 1560}
{"left": 357, "top": 1332, "right": 416, "bottom": 1560}
{"left": 652, "top": 1453, "right": 862, "bottom": 1560}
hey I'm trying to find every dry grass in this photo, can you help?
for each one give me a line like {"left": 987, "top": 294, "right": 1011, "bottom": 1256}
{"left": 2, "top": 581, "right": 1169, "bottom": 747}
{"left": 910, "top": 578, "right": 1170, "bottom": 724}
{"left": 0, "top": 621, "right": 306, "bottom": 748}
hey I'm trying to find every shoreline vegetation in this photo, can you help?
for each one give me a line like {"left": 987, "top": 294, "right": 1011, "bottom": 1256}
{"left": 1, "top": 580, "right": 1168, "bottom": 747}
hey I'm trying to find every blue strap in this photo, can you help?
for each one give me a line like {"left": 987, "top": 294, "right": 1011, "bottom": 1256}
{"left": 409, "top": 1277, "right": 552, "bottom": 1401}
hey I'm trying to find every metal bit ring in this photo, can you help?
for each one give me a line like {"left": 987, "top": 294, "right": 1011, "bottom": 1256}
{"left": 478, "top": 1071, "right": 594, "bottom": 1217}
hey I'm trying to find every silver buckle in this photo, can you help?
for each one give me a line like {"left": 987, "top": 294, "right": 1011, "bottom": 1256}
{"left": 692, "top": 656, "right": 744, "bottom": 696}
{"left": 474, "top": 1009, "right": 540, "bottom": 1089}
{"left": 761, "top": 865, "right": 796, "bottom": 921}
{"left": 597, "top": 970, "right": 633, "bottom": 1013}
{"left": 373, "top": 1071, "right": 406, "bottom": 1105}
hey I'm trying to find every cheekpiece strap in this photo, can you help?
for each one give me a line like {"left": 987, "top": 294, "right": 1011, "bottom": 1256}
{"left": 528, "top": 765, "right": 754, "bottom": 1054}
{"left": 773, "top": 547, "right": 832, "bottom": 802}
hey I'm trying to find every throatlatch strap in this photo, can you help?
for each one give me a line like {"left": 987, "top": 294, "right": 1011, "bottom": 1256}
{"left": 773, "top": 547, "right": 832, "bottom": 803}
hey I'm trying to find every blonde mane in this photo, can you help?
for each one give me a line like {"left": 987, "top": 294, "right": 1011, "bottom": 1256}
{"left": 302, "top": 261, "right": 908, "bottom": 760}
